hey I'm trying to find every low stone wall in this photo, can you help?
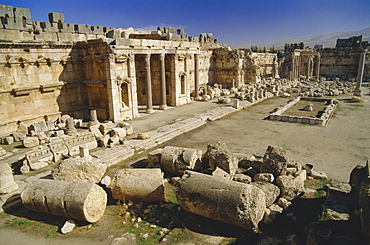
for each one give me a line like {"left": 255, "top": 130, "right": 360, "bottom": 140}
{"left": 269, "top": 97, "right": 338, "bottom": 126}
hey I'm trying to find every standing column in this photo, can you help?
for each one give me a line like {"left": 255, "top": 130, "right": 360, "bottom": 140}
{"left": 194, "top": 54, "right": 200, "bottom": 99}
{"left": 159, "top": 53, "right": 167, "bottom": 110}
{"left": 145, "top": 54, "right": 153, "bottom": 113}
{"left": 307, "top": 56, "right": 311, "bottom": 79}
{"left": 316, "top": 53, "right": 320, "bottom": 81}
{"left": 128, "top": 53, "right": 139, "bottom": 118}
{"left": 354, "top": 50, "right": 367, "bottom": 97}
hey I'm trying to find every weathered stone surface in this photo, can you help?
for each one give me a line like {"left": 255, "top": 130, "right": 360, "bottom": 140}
{"left": 62, "top": 132, "right": 98, "bottom": 156}
{"left": 48, "top": 137, "right": 68, "bottom": 162}
{"left": 233, "top": 173, "right": 252, "bottom": 184}
{"left": 147, "top": 148, "right": 163, "bottom": 167}
{"left": 277, "top": 197, "right": 291, "bottom": 209}
{"left": 111, "top": 169, "right": 165, "bottom": 202}
{"left": 253, "top": 173, "right": 275, "bottom": 182}
{"left": 310, "top": 170, "right": 328, "bottom": 179}
{"left": 21, "top": 179, "right": 107, "bottom": 223}
{"left": 176, "top": 171, "right": 266, "bottom": 230}
{"left": 117, "top": 122, "right": 134, "bottom": 135}
{"left": 212, "top": 166, "right": 231, "bottom": 179}
{"left": 261, "top": 145, "right": 289, "bottom": 177}
{"left": 3, "top": 136, "right": 14, "bottom": 145}
{"left": 61, "top": 220, "right": 75, "bottom": 234}
{"left": 276, "top": 175, "right": 305, "bottom": 201}
{"left": 137, "top": 133, "right": 149, "bottom": 140}
{"left": 202, "top": 141, "right": 238, "bottom": 179}
{"left": 264, "top": 204, "right": 283, "bottom": 224}
{"left": 160, "top": 146, "right": 202, "bottom": 175}
{"left": 99, "top": 122, "right": 116, "bottom": 135}
{"left": 25, "top": 145, "right": 53, "bottom": 170}
{"left": 0, "top": 146, "right": 6, "bottom": 157}
{"left": 100, "top": 175, "right": 111, "bottom": 187}
{"left": 52, "top": 156, "right": 106, "bottom": 183}
{"left": 16, "top": 121, "right": 28, "bottom": 135}
{"left": 0, "top": 163, "right": 19, "bottom": 194}
{"left": 12, "top": 132, "right": 26, "bottom": 142}
{"left": 22, "top": 137, "right": 40, "bottom": 148}
{"left": 250, "top": 181, "right": 280, "bottom": 207}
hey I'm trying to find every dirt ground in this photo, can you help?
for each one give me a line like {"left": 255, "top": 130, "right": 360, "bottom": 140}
{"left": 133, "top": 87, "right": 370, "bottom": 183}
{"left": 0, "top": 87, "right": 369, "bottom": 244}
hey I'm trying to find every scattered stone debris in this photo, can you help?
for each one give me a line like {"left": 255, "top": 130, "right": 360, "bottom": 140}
{"left": 61, "top": 220, "right": 76, "bottom": 234}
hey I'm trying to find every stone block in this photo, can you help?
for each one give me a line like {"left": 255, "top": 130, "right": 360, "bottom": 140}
{"left": 0, "top": 146, "right": 6, "bottom": 157}
{"left": 61, "top": 220, "right": 75, "bottom": 234}
{"left": 0, "top": 5, "right": 13, "bottom": 18}
{"left": 13, "top": 7, "right": 31, "bottom": 20}
{"left": 63, "top": 132, "right": 98, "bottom": 156}
{"left": 147, "top": 148, "right": 163, "bottom": 167}
{"left": 253, "top": 173, "right": 275, "bottom": 182}
{"left": 22, "top": 137, "right": 39, "bottom": 148}
{"left": 250, "top": 181, "right": 280, "bottom": 207}
{"left": 48, "top": 12, "right": 64, "bottom": 23}
{"left": 276, "top": 175, "right": 305, "bottom": 201}
{"left": 48, "top": 138, "right": 68, "bottom": 162}
{"left": 112, "top": 169, "right": 165, "bottom": 202}
{"left": 160, "top": 146, "right": 203, "bottom": 175}
{"left": 25, "top": 145, "right": 52, "bottom": 169}
{"left": 0, "top": 163, "right": 19, "bottom": 195}
{"left": 3, "top": 136, "right": 14, "bottom": 145}
{"left": 52, "top": 156, "right": 106, "bottom": 184}
{"left": 202, "top": 141, "right": 238, "bottom": 179}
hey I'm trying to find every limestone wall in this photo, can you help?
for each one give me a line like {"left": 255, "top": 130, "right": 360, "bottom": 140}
{"left": 211, "top": 48, "right": 278, "bottom": 88}
{"left": 0, "top": 42, "right": 88, "bottom": 136}
{"left": 320, "top": 48, "right": 370, "bottom": 81}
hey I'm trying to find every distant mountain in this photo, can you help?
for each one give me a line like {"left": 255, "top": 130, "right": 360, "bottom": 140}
{"left": 249, "top": 27, "right": 370, "bottom": 50}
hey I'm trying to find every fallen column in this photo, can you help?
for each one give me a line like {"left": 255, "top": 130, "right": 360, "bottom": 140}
{"left": 21, "top": 179, "right": 107, "bottom": 223}
{"left": 160, "top": 146, "right": 202, "bottom": 175}
{"left": 176, "top": 171, "right": 266, "bottom": 231}
{"left": 111, "top": 169, "right": 165, "bottom": 202}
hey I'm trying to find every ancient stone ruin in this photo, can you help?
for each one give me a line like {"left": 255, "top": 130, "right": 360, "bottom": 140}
{"left": 0, "top": 3, "right": 369, "bottom": 245}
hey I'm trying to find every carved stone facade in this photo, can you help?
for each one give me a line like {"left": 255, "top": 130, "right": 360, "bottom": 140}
{"left": 0, "top": 5, "right": 224, "bottom": 136}
{"left": 1, "top": 5, "right": 369, "bottom": 137}
{"left": 281, "top": 38, "right": 369, "bottom": 82}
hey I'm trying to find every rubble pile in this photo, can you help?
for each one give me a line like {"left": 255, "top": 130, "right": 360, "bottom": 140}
{"left": 0, "top": 110, "right": 134, "bottom": 174}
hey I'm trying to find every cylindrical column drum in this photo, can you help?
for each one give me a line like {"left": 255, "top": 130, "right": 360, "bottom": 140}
{"left": 21, "top": 179, "right": 107, "bottom": 223}
{"left": 111, "top": 169, "right": 165, "bottom": 202}
{"left": 160, "top": 146, "right": 202, "bottom": 174}
{"left": 176, "top": 171, "right": 266, "bottom": 230}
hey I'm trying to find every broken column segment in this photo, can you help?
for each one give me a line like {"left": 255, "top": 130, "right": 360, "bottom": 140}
{"left": 65, "top": 117, "right": 77, "bottom": 136}
{"left": 21, "top": 179, "right": 107, "bottom": 223}
{"left": 0, "top": 163, "right": 19, "bottom": 194}
{"left": 176, "top": 171, "right": 266, "bottom": 231}
{"left": 111, "top": 169, "right": 165, "bottom": 202}
{"left": 52, "top": 146, "right": 107, "bottom": 183}
{"left": 160, "top": 146, "right": 202, "bottom": 175}
{"left": 202, "top": 141, "right": 238, "bottom": 179}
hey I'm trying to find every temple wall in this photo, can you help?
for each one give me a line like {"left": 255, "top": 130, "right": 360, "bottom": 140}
{"left": 211, "top": 48, "right": 278, "bottom": 87}
{"left": 320, "top": 48, "right": 370, "bottom": 81}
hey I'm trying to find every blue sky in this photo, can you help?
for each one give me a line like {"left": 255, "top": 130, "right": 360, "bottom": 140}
{"left": 1, "top": 0, "right": 369, "bottom": 47}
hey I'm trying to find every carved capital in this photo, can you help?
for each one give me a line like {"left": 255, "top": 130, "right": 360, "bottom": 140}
{"left": 160, "top": 53, "right": 165, "bottom": 61}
